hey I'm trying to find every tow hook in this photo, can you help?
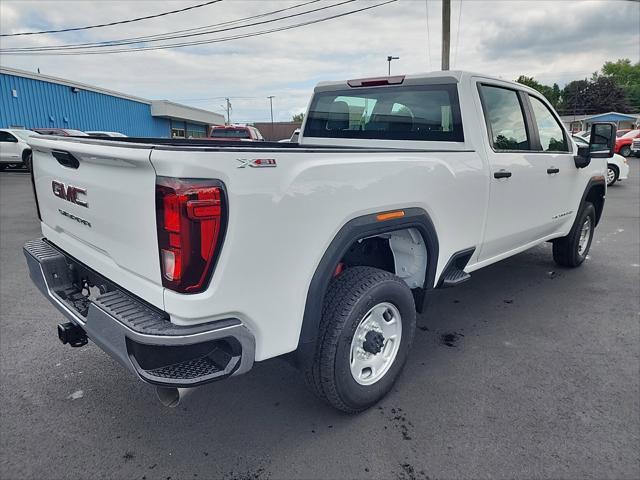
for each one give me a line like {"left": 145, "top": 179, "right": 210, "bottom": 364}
{"left": 57, "top": 322, "right": 88, "bottom": 347}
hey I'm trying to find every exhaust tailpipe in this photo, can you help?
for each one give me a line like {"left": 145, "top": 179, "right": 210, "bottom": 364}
{"left": 156, "top": 387, "right": 193, "bottom": 407}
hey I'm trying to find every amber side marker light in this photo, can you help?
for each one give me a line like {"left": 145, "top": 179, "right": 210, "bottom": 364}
{"left": 376, "top": 210, "right": 405, "bottom": 221}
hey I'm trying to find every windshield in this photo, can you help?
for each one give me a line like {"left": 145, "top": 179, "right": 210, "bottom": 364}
{"left": 11, "top": 130, "right": 40, "bottom": 141}
{"left": 210, "top": 128, "right": 250, "bottom": 139}
{"left": 304, "top": 84, "right": 464, "bottom": 142}
{"left": 621, "top": 129, "right": 639, "bottom": 138}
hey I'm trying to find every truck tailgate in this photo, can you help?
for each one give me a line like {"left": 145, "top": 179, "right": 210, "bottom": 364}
{"left": 28, "top": 137, "right": 164, "bottom": 308}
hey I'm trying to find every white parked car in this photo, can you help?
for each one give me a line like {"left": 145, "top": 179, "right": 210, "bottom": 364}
{"left": 0, "top": 129, "right": 40, "bottom": 171}
{"left": 85, "top": 131, "right": 128, "bottom": 138}
{"left": 573, "top": 135, "right": 628, "bottom": 186}
{"left": 24, "top": 71, "right": 614, "bottom": 412}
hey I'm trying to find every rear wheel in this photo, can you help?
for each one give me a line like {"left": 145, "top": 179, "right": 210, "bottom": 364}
{"left": 552, "top": 202, "right": 596, "bottom": 268}
{"left": 606, "top": 164, "right": 619, "bottom": 186}
{"left": 619, "top": 145, "right": 631, "bottom": 157}
{"left": 303, "top": 266, "right": 416, "bottom": 413}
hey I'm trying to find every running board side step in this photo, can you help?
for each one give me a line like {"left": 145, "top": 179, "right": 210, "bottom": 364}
{"left": 437, "top": 247, "right": 475, "bottom": 288}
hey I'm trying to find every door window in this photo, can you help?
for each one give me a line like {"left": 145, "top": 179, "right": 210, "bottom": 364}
{"left": 529, "top": 96, "right": 568, "bottom": 152}
{"left": 0, "top": 132, "right": 17, "bottom": 142}
{"left": 480, "top": 85, "right": 530, "bottom": 151}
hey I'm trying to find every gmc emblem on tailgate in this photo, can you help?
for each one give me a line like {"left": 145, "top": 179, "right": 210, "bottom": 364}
{"left": 52, "top": 180, "right": 88, "bottom": 208}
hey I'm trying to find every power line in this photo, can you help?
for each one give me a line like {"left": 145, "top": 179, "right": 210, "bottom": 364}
{"left": 0, "top": 1, "right": 223, "bottom": 37}
{"left": 1, "top": 0, "right": 398, "bottom": 56}
{"left": 80, "top": 0, "right": 321, "bottom": 46}
{"left": 2, "top": 0, "right": 339, "bottom": 53}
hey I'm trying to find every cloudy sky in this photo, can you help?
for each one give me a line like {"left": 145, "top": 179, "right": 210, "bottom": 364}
{"left": 1, "top": 0, "right": 638, "bottom": 123}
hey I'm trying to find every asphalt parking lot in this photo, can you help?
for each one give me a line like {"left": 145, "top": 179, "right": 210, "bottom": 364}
{"left": 1, "top": 160, "right": 638, "bottom": 480}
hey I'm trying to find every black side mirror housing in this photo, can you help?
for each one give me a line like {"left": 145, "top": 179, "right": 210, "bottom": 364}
{"left": 589, "top": 122, "right": 616, "bottom": 158}
{"left": 574, "top": 122, "right": 616, "bottom": 168}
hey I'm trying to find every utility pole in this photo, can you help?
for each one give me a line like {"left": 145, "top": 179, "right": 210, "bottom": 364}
{"left": 267, "top": 95, "right": 275, "bottom": 140}
{"left": 387, "top": 55, "right": 399, "bottom": 76}
{"left": 441, "top": 0, "right": 451, "bottom": 71}
{"left": 225, "top": 97, "right": 231, "bottom": 125}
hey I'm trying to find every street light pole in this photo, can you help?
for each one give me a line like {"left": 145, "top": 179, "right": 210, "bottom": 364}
{"left": 387, "top": 55, "right": 399, "bottom": 76}
{"left": 267, "top": 95, "right": 275, "bottom": 140}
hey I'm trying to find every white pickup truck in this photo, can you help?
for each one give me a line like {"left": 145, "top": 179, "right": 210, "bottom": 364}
{"left": 24, "top": 71, "right": 615, "bottom": 412}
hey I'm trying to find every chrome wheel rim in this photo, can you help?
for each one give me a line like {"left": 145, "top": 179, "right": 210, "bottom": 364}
{"left": 607, "top": 167, "right": 616, "bottom": 185}
{"left": 577, "top": 216, "right": 592, "bottom": 256}
{"left": 350, "top": 302, "right": 402, "bottom": 386}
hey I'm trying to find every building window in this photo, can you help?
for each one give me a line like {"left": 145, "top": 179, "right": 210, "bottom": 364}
{"left": 171, "top": 128, "right": 186, "bottom": 138}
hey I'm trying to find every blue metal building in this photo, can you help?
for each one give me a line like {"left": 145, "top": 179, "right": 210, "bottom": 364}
{"left": 0, "top": 66, "right": 224, "bottom": 137}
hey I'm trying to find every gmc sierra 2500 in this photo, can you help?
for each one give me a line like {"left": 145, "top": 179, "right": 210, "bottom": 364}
{"left": 24, "top": 71, "right": 616, "bottom": 412}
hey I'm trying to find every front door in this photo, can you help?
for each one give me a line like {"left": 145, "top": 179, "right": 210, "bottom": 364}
{"left": 526, "top": 94, "right": 581, "bottom": 232}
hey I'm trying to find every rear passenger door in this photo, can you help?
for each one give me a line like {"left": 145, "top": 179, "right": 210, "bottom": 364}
{"left": 477, "top": 83, "right": 556, "bottom": 262}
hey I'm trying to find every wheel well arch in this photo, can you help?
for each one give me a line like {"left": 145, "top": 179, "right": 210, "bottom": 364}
{"left": 21, "top": 148, "right": 32, "bottom": 161}
{"left": 583, "top": 179, "right": 605, "bottom": 225}
{"left": 296, "top": 208, "right": 439, "bottom": 354}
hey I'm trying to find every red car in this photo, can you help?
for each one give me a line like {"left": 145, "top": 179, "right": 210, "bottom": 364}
{"left": 615, "top": 129, "right": 640, "bottom": 157}
{"left": 208, "top": 125, "right": 264, "bottom": 141}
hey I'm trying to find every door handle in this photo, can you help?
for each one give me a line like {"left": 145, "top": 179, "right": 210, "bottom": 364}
{"left": 493, "top": 170, "right": 512, "bottom": 179}
{"left": 547, "top": 167, "right": 560, "bottom": 174}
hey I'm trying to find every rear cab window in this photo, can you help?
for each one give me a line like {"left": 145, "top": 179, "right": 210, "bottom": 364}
{"left": 210, "top": 128, "right": 251, "bottom": 139}
{"left": 304, "top": 84, "right": 464, "bottom": 142}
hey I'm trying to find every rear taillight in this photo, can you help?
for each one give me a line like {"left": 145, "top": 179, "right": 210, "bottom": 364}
{"left": 155, "top": 177, "right": 226, "bottom": 294}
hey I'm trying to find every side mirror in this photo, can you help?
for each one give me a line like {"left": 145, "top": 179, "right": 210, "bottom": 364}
{"left": 589, "top": 122, "right": 616, "bottom": 158}
{"left": 574, "top": 122, "right": 616, "bottom": 168}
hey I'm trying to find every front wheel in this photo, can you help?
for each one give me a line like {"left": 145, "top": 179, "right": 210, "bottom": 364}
{"left": 303, "top": 266, "right": 416, "bottom": 413}
{"left": 552, "top": 202, "right": 596, "bottom": 268}
{"left": 23, "top": 152, "right": 32, "bottom": 172}
{"left": 606, "top": 164, "right": 619, "bottom": 186}
{"left": 619, "top": 145, "right": 631, "bottom": 157}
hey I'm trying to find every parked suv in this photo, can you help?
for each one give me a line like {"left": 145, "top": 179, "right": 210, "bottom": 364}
{"left": 24, "top": 71, "right": 615, "bottom": 412}
{"left": 0, "top": 129, "right": 40, "bottom": 171}
{"left": 614, "top": 129, "right": 640, "bottom": 157}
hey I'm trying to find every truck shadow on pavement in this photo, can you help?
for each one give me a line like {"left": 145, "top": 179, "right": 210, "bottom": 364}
{"left": 69, "top": 241, "right": 615, "bottom": 479}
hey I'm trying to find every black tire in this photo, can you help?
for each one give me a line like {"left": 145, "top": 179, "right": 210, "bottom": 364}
{"left": 552, "top": 202, "right": 596, "bottom": 268}
{"left": 606, "top": 164, "right": 619, "bottom": 187}
{"left": 619, "top": 145, "right": 631, "bottom": 157}
{"left": 22, "top": 151, "right": 32, "bottom": 172}
{"left": 303, "top": 266, "right": 416, "bottom": 413}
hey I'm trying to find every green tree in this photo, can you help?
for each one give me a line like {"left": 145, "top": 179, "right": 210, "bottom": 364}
{"left": 602, "top": 59, "right": 640, "bottom": 111}
{"left": 583, "top": 74, "right": 632, "bottom": 113}
{"left": 559, "top": 79, "right": 590, "bottom": 116}
{"left": 292, "top": 112, "right": 304, "bottom": 123}
{"left": 515, "top": 75, "right": 561, "bottom": 108}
